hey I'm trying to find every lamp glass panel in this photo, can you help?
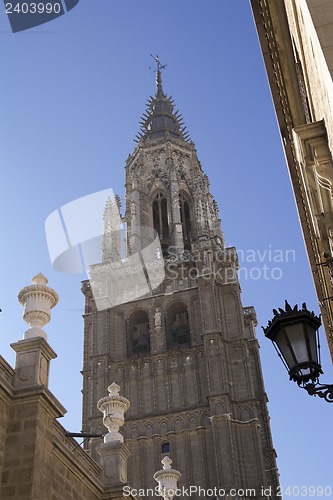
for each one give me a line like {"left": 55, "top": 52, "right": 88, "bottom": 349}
{"left": 284, "top": 323, "right": 309, "bottom": 364}
{"left": 307, "top": 324, "right": 319, "bottom": 363}
{"left": 273, "top": 327, "right": 294, "bottom": 370}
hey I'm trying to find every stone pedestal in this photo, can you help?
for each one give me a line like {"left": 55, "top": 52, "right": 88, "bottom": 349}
{"left": 97, "top": 441, "right": 131, "bottom": 486}
{"left": 11, "top": 337, "right": 57, "bottom": 388}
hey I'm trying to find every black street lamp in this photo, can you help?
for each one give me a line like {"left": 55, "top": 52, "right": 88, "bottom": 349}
{"left": 263, "top": 301, "right": 333, "bottom": 403}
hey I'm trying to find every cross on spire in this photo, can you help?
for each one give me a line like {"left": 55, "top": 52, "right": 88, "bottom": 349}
{"left": 150, "top": 53, "right": 167, "bottom": 74}
{"left": 150, "top": 53, "right": 167, "bottom": 87}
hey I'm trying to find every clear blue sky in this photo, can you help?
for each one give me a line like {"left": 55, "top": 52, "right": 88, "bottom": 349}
{"left": 1, "top": 1, "right": 332, "bottom": 496}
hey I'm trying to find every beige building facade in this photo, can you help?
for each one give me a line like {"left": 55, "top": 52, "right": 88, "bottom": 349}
{"left": 0, "top": 274, "right": 136, "bottom": 500}
{"left": 251, "top": 0, "right": 333, "bottom": 360}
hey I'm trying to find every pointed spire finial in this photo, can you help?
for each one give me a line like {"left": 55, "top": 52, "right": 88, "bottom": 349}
{"left": 150, "top": 53, "right": 167, "bottom": 90}
{"left": 156, "top": 68, "right": 162, "bottom": 87}
{"left": 135, "top": 56, "right": 192, "bottom": 143}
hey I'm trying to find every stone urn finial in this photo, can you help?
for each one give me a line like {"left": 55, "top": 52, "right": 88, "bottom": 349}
{"left": 18, "top": 273, "right": 59, "bottom": 341}
{"left": 97, "top": 382, "right": 130, "bottom": 443}
{"left": 154, "top": 457, "right": 182, "bottom": 500}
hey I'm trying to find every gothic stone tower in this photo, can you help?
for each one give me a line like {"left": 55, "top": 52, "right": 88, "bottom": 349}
{"left": 81, "top": 68, "right": 279, "bottom": 498}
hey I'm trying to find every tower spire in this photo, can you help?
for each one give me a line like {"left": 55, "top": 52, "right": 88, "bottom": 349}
{"left": 134, "top": 54, "right": 191, "bottom": 143}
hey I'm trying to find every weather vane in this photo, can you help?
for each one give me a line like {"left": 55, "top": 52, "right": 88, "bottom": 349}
{"left": 149, "top": 53, "right": 167, "bottom": 74}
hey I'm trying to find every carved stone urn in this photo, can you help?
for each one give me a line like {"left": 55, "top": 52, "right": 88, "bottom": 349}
{"left": 154, "top": 457, "right": 182, "bottom": 500}
{"left": 97, "top": 382, "right": 130, "bottom": 443}
{"left": 18, "top": 273, "right": 59, "bottom": 340}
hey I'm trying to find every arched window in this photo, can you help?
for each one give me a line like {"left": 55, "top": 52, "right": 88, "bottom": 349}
{"left": 167, "top": 302, "right": 190, "bottom": 347}
{"left": 153, "top": 192, "right": 169, "bottom": 240}
{"left": 161, "top": 442, "right": 170, "bottom": 454}
{"left": 128, "top": 310, "right": 150, "bottom": 355}
{"left": 179, "top": 193, "right": 191, "bottom": 249}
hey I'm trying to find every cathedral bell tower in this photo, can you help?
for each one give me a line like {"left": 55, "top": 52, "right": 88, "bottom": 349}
{"left": 81, "top": 63, "right": 279, "bottom": 499}
{"left": 124, "top": 65, "right": 224, "bottom": 260}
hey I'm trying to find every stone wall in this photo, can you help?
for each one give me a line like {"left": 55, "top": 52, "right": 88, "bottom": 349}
{"left": 0, "top": 357, "right": 13, "bottom": 492}
{"left": 0, "top": 349, "right": 131, "bottom": 500}
{"left": 307, "top": 0, "right": 333, "bottom": 79}
{"left": 285, "top": 0, "right": 333, "bottom": 153}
